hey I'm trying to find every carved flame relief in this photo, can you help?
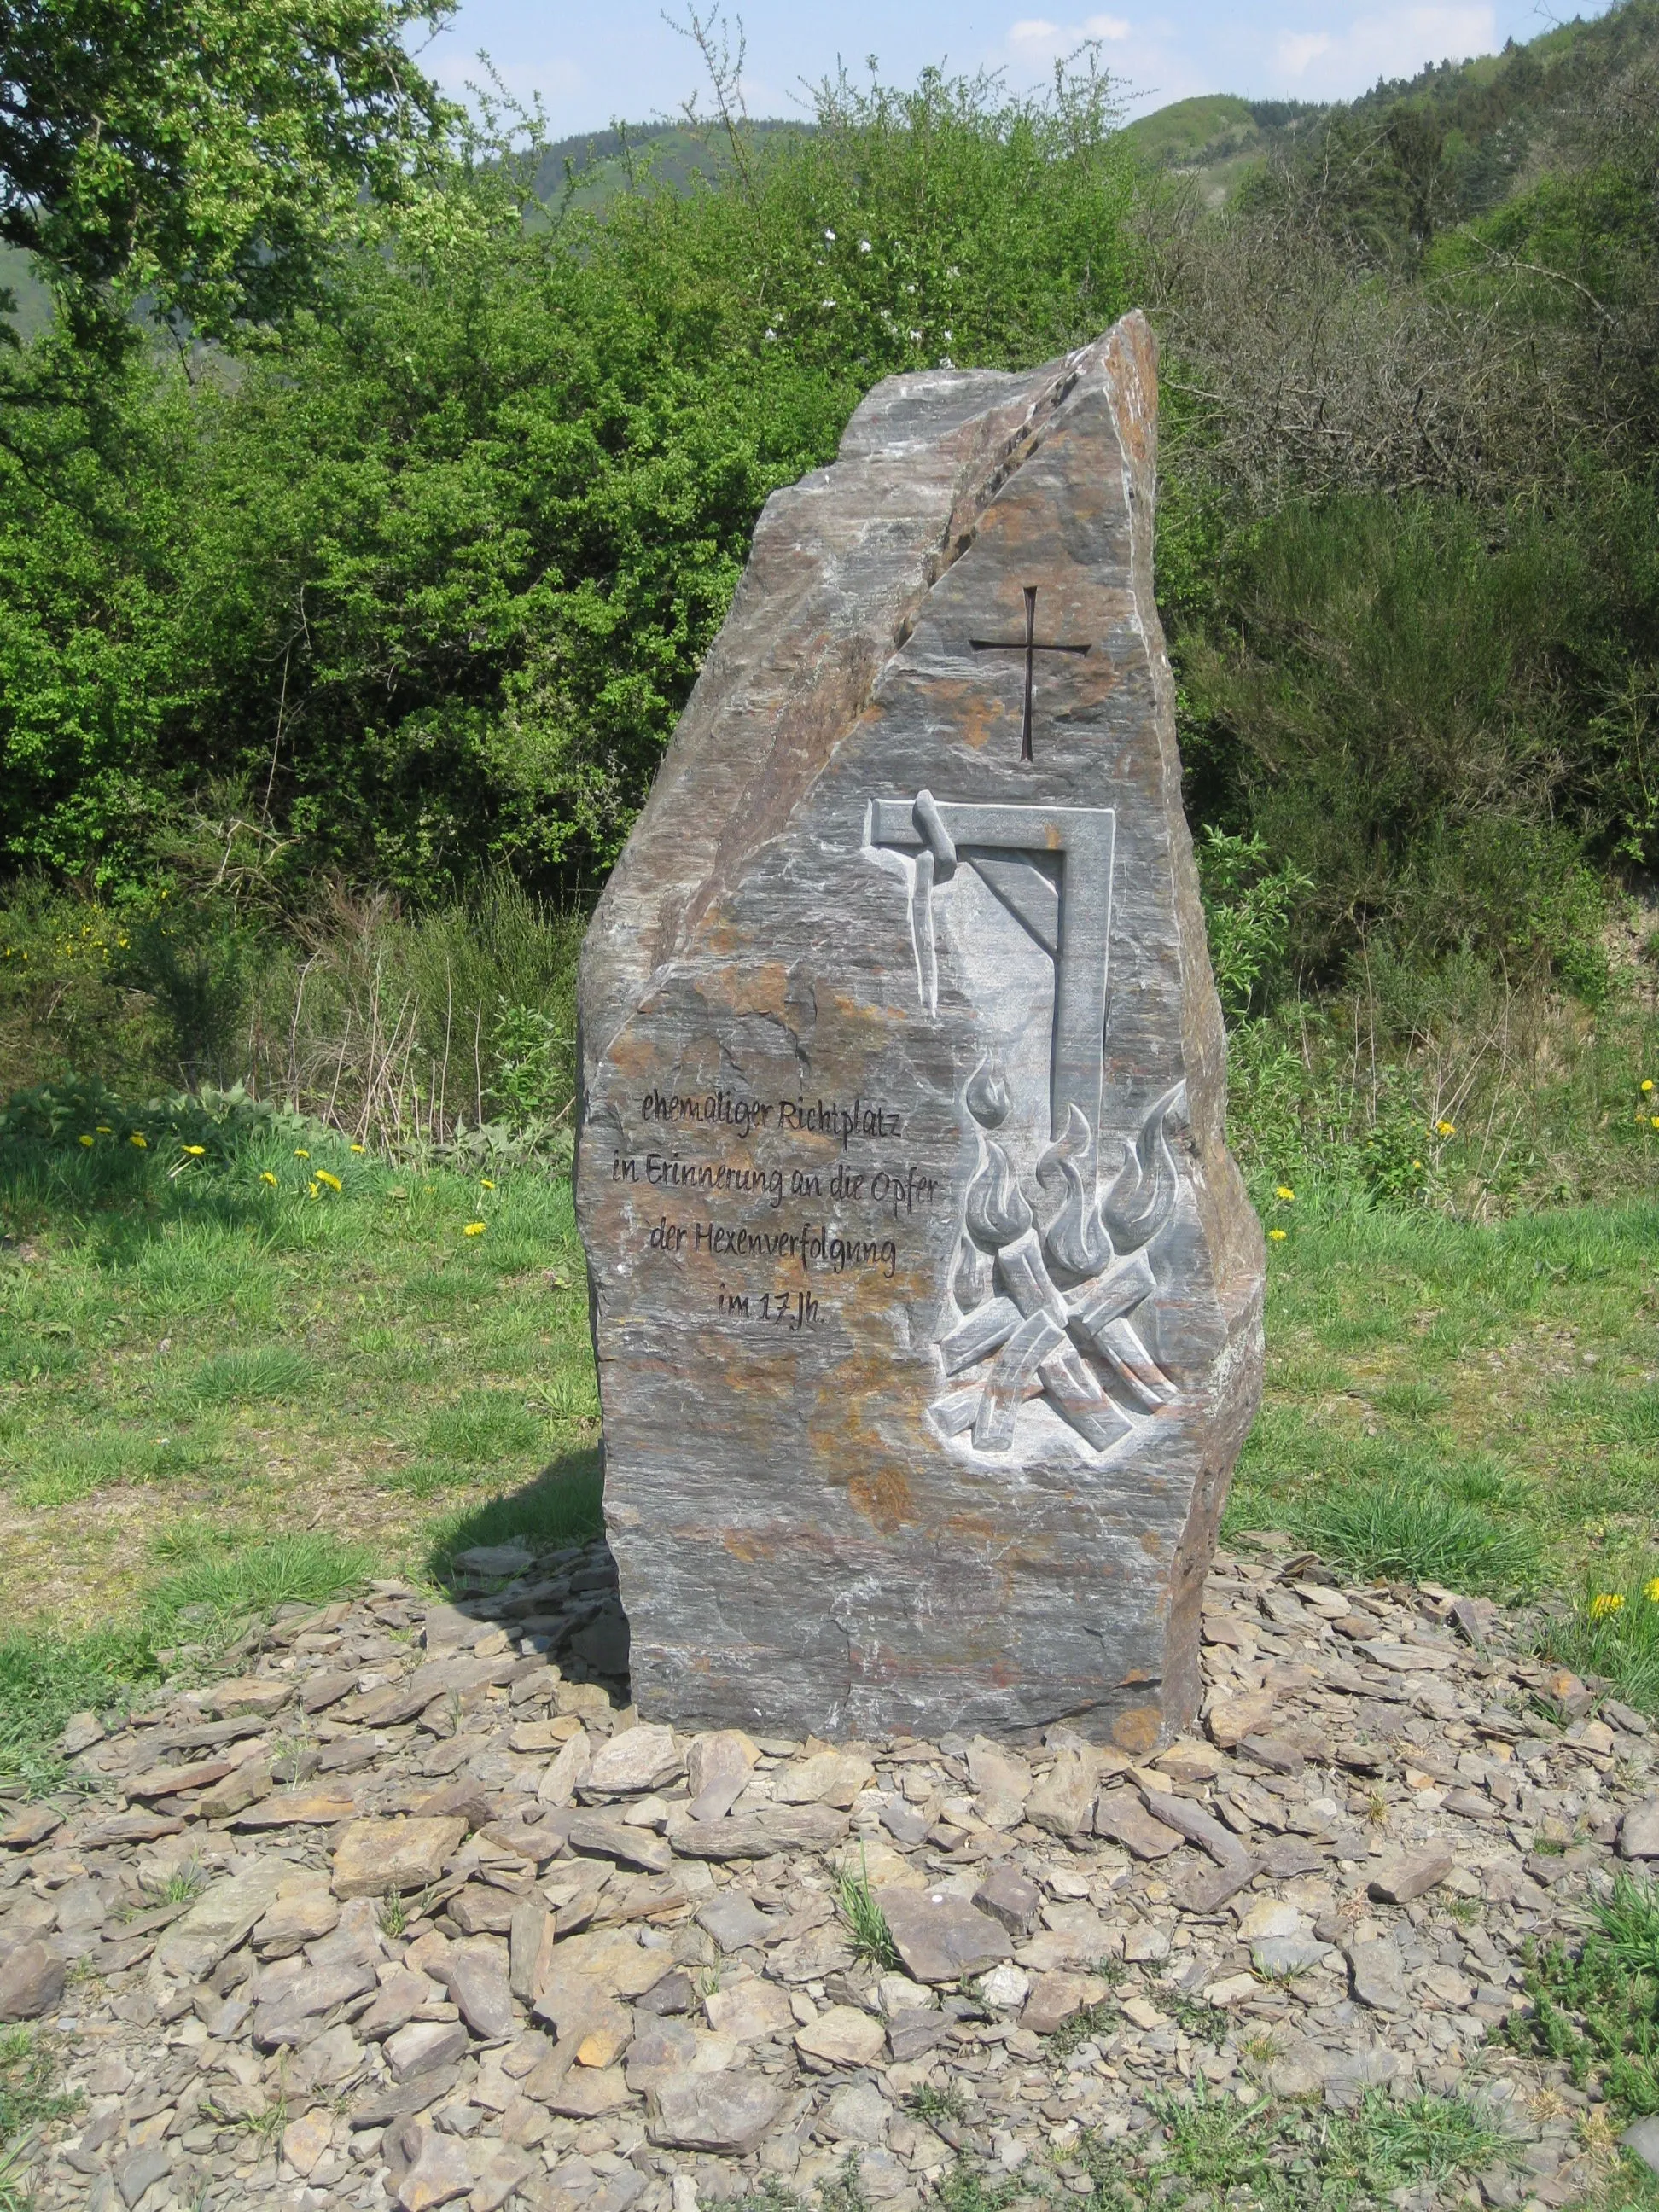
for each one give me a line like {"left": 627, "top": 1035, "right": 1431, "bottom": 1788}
{"left": 929, "top": 1070, "right": 1185, "bottom": 1458}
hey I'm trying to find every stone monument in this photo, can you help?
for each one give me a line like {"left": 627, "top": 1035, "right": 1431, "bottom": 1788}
{"left": 575, "top": 311, "right": 1265, "bottom": 1747}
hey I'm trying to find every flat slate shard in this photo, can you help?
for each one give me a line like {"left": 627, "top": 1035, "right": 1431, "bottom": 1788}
{"left": 577, "top": 312, "right": 1265, "bottom": 1743}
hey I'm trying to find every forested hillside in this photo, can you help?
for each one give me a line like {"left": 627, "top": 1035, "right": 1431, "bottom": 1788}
{"left": 3, "top": 0, "right": 1659, "bottom": 1208}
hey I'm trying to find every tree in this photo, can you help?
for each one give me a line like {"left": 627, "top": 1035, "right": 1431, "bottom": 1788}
{"left": 0, "top": 0, "right": 457, "bottom": 345}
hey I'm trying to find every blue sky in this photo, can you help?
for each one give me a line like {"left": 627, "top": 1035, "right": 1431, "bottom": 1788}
{"left": 416, "top": 0, "right": 1615, "bottom": 135}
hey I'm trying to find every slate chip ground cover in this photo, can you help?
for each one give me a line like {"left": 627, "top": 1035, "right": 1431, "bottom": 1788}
{"left": 0, "top": 1127, "right": 601, "bottom": 1638}
{"left": 3, "top": 1546, "right": 1658, "bottom": 2212}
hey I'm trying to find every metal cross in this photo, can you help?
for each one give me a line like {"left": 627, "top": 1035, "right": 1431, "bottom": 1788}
{"left": 969, "top": 585, "right": 1091, "bottom": 762}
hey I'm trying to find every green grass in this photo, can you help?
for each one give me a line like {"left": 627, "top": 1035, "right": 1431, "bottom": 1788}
{"left": 0, "top": 1111, "right": 600, "bottom": 1634}
{"left": 928, "top": 2090, "right": 1508, "bottom": 2212}
{"left": 0, "top": 1626, "right": 160, "bottom": 1791}
{"left": 1228, "top": 1191, "right": 1659, "bottom": 1700}
{"left": 835, "top": 1848, "right": 903, "bottom": 1972}
{"left": 145, "top": 1531, "right": 376, "bottom": 1635}
{"left": 0, "top": 2026, "right": 81, "bottom": 2154}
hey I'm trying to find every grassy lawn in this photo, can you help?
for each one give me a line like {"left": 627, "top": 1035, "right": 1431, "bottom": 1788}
{"left": 1231, "top": 1190, "right": 1659, "bottom": 1623}
{"left": 0, "top": 1121, "right": 601, "bottom": 1638}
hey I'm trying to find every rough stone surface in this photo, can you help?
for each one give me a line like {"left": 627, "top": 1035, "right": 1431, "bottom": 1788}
{"left": 878, "top": 1884, "right": 1011, "bottom": 1983}
{"left": 648, "top": 2074, "right": 788, "bottom": 2155}
{"left": 333, "top": 1815, "right": 468, "bottom": 1898}
{"left": 0, "top": 1940, "right": 66, "bottom": 2022}
{"left": 576, "top": 312, "right": 1264, "bottom": 1742}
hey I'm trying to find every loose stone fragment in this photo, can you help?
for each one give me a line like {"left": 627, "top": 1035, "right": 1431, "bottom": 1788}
{"left": 153, "top": 1860, "right": 291, "bottom": 1983}
{"left": 1368, "top": 1850, "right": 1454, "bottom": 1904}
{"left": 1348, "top": 1939, "right": 1407, "bottom": 2012}
{"left": 282, "top": 2106, "right": 335, "bottom": 2177}
{"left": 116, "top": 2144, "right": 172, "bottom": 2209}
{"left": 0, "top": 1941, "right": 66, "bottom": 2022}
{"left": 575, "top": 312, "right": 1264, "bottom": 1740}
{"left": 774, "top": 1749, "right": 876, "bottom": 1808}
{"left": 697, "top": 1893, "right": 777, "bottom": 1953}
{"left": 537, "top": 1728, "right": 591, "bottom": 1807}
{"left": 1208, "top": 1691, "right": 1276, "bottom": 1749}
{"left": 1621, "top": 1798, "right": 1659, "bottom": 1858}
{"left": 1027, "top": 1748, "right": 1097, "bottom": 1837}
{"left": 582, "top": 1725, "right": 683, "bottom": 1798}
{"left": 648, "top": 2072, "right": 787, "bottom": 2154}
{"left": 1138, "top": 1784, "right": 1249, "bottom": 1866}
{"left": 878, "top": 1884, "right": 1011, "bottom": 1984}
{"left": 387, "top": 2019, "right": 471, "bottom": 2081}
{"left": 540, "top": 2066, "right": 632, "bottom": 2118}
{"left": 1021, "top": 1970, "right": 1108, "bottom": 2035}
{"left": 705, "top": 1980, "right": 795, "bottom": 2041}
{"left": 449, "top": 1950, "right": 516, "bottom": 2039}
{"left": 396, "top": 2127, "right": 474, "bottom": 2210}
{"left": 671, "top": 1805, "right": 850, "bottom": 1858}
{"left": 1093, "top": 1790, "right": 1183, "bottom": 1860}
{"left": 684, "top": 1731, "right": 758, "bottom": 1821}
{"left": 333, "top": 1816, "right": 468, "bottom": 1898}
{"left": 198, "top": 1675, "right": 293, "bottom": 1719}
{"left": 0, "top": 1804, "right": 62, "bottom": 1848}
{"left": 795, "top": 2005, "right": 888, "bottom": 2067}
{"left": 567, "top": 1814, "right": 673, "bottom": 1873}
{"left": 973, "top": 1864, "right": 1043, "bottom": 1937}
{"left": 1622, "top": 2117, "right": 1659, "bottom": 2176}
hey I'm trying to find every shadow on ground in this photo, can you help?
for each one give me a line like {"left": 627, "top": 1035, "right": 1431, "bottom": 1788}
{"left": 424, "top": 1444, "right": 605, "bottom": 1592}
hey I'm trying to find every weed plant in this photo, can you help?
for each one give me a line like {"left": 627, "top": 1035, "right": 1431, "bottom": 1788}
{"left": 835, "top": 1849, "right": 901, "bottom": 1972}
{"left": 1505, "top": 1873, "right": 1659, "bottom": 2110}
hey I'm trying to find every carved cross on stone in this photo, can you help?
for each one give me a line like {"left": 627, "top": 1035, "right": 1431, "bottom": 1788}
{"left": 969, "top": 585, "right": 1091, "bottom": 761}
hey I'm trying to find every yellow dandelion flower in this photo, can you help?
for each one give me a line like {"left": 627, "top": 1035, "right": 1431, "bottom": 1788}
{"left": 480, "top": 1178, "right": 497, "bottom": 1190}
{"left": 1268, "top": 1226, "right": 1288, "bottom": 1241}
{"left": 1645, "top": 1577, "right": 1659, "bottom": 1604}
{"left": 307, "top": 1180, "right": 319, "bottom": 1199}
{"left": 78, "top": 1133, "right": 93, "bottom": 1147}
{"left": 1434, "top": 1119, "right": 1456, "bottom": 1138}
{"left": 180, "top": 1144, "right": 206, "bottom": 1157}
{"left": 315, "top": 1169, "right": 342, "bottom": 1192}
{"left": 1275, "top": 1185, "right": 1295, "bottom": 1202}
{"left": 1589, "top": 1592, "right": 1626, "bottom": 1621}
{"left": 294, "top": 1147, "right": 311, "bottom": 1160}
{"left": 1651, "top": 1117, "right": 1659, "bottom": 1131}
{"left": 259, "top": 1171, "right": 278, "bottom": 1187}
{"left": 96, "top": 1125, "right": 112, "bottom": 1134}
{"left": 1644, "top": 1080, "right": 1656, "bottom": 1093}
{"left": 1411, "top": 1159, "right": 1423, "bottom": 1170}
{"left": 463, "top": 1220, "right": 487, "bottom": 1237}
{"left": 129, "top": 1132, "right": 147, "bottom": 1149}
{"left": 350, "top": 1143, "right": 365, "bottom": 1154}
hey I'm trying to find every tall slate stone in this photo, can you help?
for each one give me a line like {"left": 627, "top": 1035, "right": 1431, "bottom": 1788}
{"left": 576, "top": 313, "right": 1265, "bottom": 1748}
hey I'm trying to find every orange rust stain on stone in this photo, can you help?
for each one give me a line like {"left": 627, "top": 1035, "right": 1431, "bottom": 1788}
{"left": 849, "top": 1465, "right": 917, "bottom": 1532}
{"left": 720, "top": 1527, "right": 777, "bottom": 1565}
{"left": 1111, "top": 1704, "right": 1161, "bottom": 1756}
{"left": 1139, "top": 1530, "right": 1163, "bottom": 1557}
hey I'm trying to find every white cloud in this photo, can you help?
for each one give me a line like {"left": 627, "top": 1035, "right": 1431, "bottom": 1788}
{"left": 1273, "top": 3, "right": 1495, "bottom": 86}
{"left": 1006, "top": 12, "right": 1132, "bottom": 57}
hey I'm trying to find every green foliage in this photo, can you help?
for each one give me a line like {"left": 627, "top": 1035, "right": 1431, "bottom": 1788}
{"left": 1284, "top": 1478, "right": 1542, "bottom": 1596}
{"left": 0, "top": 52, "right": 1134, "bottom": 897}
{"left": 1175, "top": 495, "right": 1619, "bottom": 991}
{"left": 835, "top": 1847, "right": 902, "bottom": 1970}
{"left": 1545, "top": 1572, "right": 1659, "bottom": 1714}
{"left": 145, "top": 1531, "right": 374, "bottom": 1634}
{"left": 1505, "top": 1873, "right": 1659, "bottom": 2109}
{"left": 1196, "top": 829, "right": 1313, "bottom": 1016}
{"left": 0, "top": 0, "right": 455, "bottom": 345}
{"left": 0, "top": 2025, "right": 79, "bottom": 2158}
{"left": 0, "top": 1626, "right": 158, "bottom": 1790}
